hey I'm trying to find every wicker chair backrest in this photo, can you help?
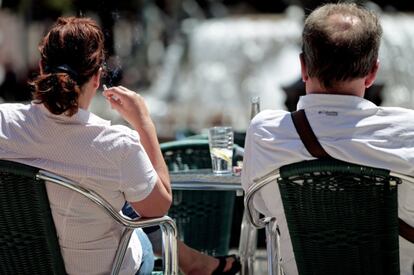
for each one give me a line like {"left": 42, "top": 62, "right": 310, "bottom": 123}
{"left": 278, "top": 159, "right": 400, "bottom": 275}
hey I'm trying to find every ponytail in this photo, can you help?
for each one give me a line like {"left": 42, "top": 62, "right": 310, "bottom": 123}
{"left": 31, "top": 71, "right": 80, "bottom": 116}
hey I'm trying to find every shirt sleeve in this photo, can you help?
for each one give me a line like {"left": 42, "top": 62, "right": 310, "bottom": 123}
{"left": 241, "top": 110, "right": 299, "bottom": 218}
{"left": 119, "top": 132, "right": 158, "bottom": 202}
{"left": 241, "top": 115, "right": 274, "bottom": 217}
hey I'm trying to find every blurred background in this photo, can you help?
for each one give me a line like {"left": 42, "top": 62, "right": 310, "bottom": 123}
{"left": 0, "top": 0, "right": 414, "bottom": 141}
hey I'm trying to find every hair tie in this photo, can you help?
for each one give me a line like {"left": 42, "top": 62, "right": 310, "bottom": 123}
{"left": 44, "top": 64, "right": 79, "bottom": 82}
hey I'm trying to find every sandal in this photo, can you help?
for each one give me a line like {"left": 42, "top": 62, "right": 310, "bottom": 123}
{"left": 212, "top": 254, "right": 241, "bottom": 275}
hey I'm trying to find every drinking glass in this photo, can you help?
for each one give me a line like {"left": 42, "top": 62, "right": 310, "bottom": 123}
{"left": 208, "top": 126, "right": 234, "bottom": 175}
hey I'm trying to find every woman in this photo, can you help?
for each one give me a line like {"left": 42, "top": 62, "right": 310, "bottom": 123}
{"left": 0, "top": 17, "right": 240, "bottom": 274}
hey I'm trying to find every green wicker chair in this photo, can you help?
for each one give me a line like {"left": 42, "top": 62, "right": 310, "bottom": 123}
{"left": 161, "top": 139, "right": 243, "bottom": 256}
{"left": 245, "top": 159, "right": 408, "bottom": 275}
{"left": 0, "top": 159, "right": 178, "bottom": 275}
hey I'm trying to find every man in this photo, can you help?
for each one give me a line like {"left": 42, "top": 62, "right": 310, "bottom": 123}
{"left": 242, "top": 3, "right": 414, "bottom": 274}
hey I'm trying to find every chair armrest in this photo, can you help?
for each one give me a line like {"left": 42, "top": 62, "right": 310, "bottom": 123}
{"left": 36, "top": 170, "right": 178, "bottom": 275}
{"left": 244, "top": 168, "right": 280, "bottom": 228}
{"left": 390, "top": 171, "right": 414, "bottom": 184}
{"left": 112, "top": 216, "right": 177, "bottom": 275}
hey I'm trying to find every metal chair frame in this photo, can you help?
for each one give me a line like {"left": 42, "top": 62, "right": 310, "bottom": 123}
{"left": 1, "top": 160, "right": 178, "bottom": 275}
{"left": 245, "top": 160, "right": 414, "bottom": 275}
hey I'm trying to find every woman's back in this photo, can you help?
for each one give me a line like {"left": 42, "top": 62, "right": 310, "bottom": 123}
{"left": 0, "top": 102, "right": 155, "bottom": 274}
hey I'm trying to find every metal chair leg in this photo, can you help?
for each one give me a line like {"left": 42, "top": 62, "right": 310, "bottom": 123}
{"left": 111, "top": 228, "right": 135, "bottom": 275}
{"left": 265, "top": 218, "right": 280, "bottom": 275}
{"left": 239, "top": 211, "right": 258, "bottom": 275}
{"left": 160, "top": 220, "right": 178, "bottom": 274}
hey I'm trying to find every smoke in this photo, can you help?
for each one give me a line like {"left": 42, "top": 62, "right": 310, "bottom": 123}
{"left": 103, "top": 56, "right": 123, "bottom": 87}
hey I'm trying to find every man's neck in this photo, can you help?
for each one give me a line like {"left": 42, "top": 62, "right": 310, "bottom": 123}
{"left": 305, "top": 77, "right": 366, "bottom": 97}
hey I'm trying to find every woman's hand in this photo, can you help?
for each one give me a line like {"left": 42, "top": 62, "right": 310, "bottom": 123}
{"left": 103, "top": 86, "right": 152, "bottom": 129}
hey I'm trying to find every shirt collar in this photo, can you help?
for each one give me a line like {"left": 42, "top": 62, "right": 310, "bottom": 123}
{"left": 297, "top": 94, "right": 378, "bottom": 110}
{"left": 34, "top": 103, "right": 111, "bottom": 126}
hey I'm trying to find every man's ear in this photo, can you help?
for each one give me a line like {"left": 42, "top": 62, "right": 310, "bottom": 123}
{"left": 365, "top": 60, "right": 379, "bottom": 88}
{"left": 300, "top": 53, "right": 308, "bottom": 82}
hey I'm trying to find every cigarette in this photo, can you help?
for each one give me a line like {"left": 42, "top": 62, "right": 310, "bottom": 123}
{"left": 103, "top": 84, "right": 120, "bottom": 102}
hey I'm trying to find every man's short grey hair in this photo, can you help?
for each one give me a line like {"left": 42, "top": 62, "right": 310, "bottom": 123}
{"left": 302, "top": 3, "right": 382, "bottom": 88}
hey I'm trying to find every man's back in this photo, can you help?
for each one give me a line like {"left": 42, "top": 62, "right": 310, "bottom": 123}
{"left": 242, "top": 94, "right": 414, "bottom": 274}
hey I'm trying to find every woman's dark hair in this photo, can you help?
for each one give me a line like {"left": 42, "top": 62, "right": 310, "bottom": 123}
{"left": 302, "top": 3, "right": 382, "bottom": 89}
{"left": 31, "top": 17, "right": 105, "bottom": 116}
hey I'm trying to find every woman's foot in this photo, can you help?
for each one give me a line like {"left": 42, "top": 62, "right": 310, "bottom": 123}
{"left": 186, "top": 253, "right": 240, "bottom": 275}
{"left": 211, "top": 255, "right": 241, "bottom": 275}
{"left": 178, "top": 239, "right": 240, "bottom": 275}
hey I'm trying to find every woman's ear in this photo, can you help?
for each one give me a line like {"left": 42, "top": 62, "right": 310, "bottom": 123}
{"left": 92, "top": 67, "right": 102, "bottom": 89}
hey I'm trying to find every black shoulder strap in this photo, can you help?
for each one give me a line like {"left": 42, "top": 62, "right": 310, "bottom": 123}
{"left": 291, "top": 109, "right": 331, "bottom": 159}
{"left": 399, "top": 218, "right": 414, "bottom": 243}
